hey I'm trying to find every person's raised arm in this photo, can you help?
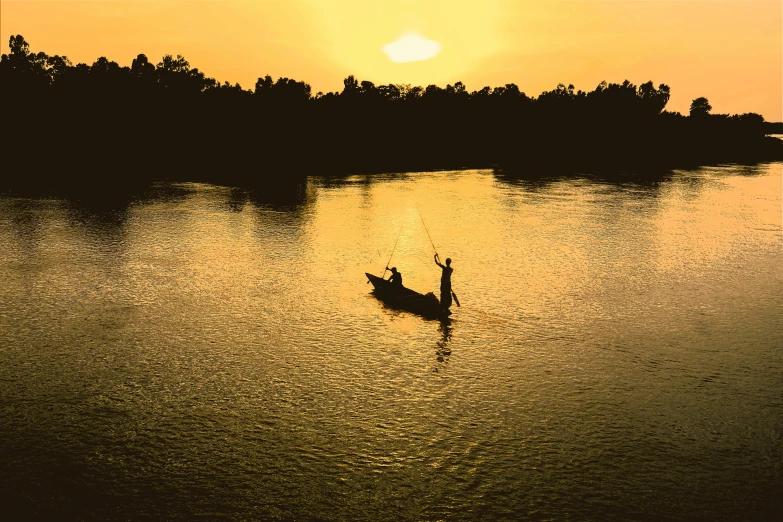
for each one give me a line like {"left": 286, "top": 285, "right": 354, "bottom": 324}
{"left": 434, "top": 254, "right": 445, "bottom": 269}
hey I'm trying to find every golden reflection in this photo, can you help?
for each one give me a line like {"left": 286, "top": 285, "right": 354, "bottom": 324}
{"left": 651, "top": 170, "right": 783, "bottom": 273}
{"left": 1, "top": 168, "right": 781, "bottom": 521}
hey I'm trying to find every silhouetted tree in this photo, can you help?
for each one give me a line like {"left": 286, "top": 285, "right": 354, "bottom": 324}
{"left": 638, "top": 81, "right": 671, "bottom": 114}
{"left": 1, "top": 35, "right": 780, "bottom": 186}
{"left": 131, "top": 54, "right": 155, "bottom": 78}
{"left": 690, "top": 97, "right": 712, "bottom": 117}
{"left": 342, "top": 75, "right": 359, "bottom": 96}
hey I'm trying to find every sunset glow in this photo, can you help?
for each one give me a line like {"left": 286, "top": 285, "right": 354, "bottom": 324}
{"left": 0, "top": 0, "right": 780, "bottom": 119}
{"left": 382, "top": 33, "right": 441, "bottom": 63}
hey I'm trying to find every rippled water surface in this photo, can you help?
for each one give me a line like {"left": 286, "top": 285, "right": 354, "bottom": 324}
{"left": 1, "top": 164, "right": 782, "bottom": 520}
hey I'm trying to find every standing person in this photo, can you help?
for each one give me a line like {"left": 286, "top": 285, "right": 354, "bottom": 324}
{"left": 434, "top": 254, "right": 453, "bottom": 310}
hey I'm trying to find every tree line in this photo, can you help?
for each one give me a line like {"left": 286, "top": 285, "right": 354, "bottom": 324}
{"left": 1, "top": 35, "right": 780, "bottom": 189}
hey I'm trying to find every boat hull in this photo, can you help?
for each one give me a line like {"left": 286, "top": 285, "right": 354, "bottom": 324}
{"left": 365, "top": 272, "right": 451, "bottom": 320}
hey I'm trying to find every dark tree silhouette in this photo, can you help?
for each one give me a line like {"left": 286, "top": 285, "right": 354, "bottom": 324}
{"left": 690, "top": 97, "right": 713, "bottom": 117}
{"left": 0, "top": 35, "right": 780, "bottom": 191}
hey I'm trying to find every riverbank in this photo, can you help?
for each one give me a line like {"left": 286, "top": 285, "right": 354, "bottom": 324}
{"left": 3, "top": 36, "right": 782, "bottom": 190}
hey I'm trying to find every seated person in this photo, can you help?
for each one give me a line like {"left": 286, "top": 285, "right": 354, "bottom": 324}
{"left": 386, "top": 266, "right": 403, "bottom": 288}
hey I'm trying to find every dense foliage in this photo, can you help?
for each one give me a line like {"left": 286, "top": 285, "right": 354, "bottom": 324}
{"left": 1, "top": 35, "right": 779, "bottom": 187}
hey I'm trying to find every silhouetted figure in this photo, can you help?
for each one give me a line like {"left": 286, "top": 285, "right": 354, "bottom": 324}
{"left": 386, "top": 266, "right": 403, "bottom": 288}
{"left": 434, "top": 254, "right": 453, "bottom": 309}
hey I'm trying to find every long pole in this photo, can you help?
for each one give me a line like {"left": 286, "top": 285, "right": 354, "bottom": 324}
{"left": 383, "top": 225, "right": 403, "bottom": 278}
{"left": 416, "top": 204, "right": 437, "bottom": 256}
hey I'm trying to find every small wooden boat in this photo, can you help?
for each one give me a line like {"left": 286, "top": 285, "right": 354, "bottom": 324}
{"left": 365, "top": 272, "right": 451, "bottom": 320}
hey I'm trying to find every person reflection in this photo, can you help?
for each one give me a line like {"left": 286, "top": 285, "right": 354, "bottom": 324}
{"left": 436, "top": 320, "right": 452, "bottom": 364}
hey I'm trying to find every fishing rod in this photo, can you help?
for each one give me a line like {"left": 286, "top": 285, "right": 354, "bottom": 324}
{"left": 416, "top": 203, "right": 438, "bottom": 256}
{"left": 416, "top": 204, "right": 460, "bottom": 307}
{"left": 382, "top": 225, "right": 403, "bottom": 278}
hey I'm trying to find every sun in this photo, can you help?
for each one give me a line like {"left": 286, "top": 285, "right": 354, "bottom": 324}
{"left": 309, "top": 0, "right": 502, "bottom": 85}
{"left": 382, "top": 32, "right": 442, "bottom": 63}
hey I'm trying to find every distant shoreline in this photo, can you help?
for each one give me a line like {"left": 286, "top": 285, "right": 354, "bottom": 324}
{"left": 764, "top": 122, "right": 783, "bottom": 135}
{"left": 3, "top": 159, "right": 781, "bottom": 202}
{"left": 2, "top": 35, "right": 782, "bottom": 192}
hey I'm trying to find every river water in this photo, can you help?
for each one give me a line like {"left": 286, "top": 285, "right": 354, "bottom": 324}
{"left": 1, "top": 164, "right": 781, "bottom": 520}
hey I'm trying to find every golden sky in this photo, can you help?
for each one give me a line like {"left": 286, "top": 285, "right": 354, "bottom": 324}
{"left": 2, "top": 0, "right": 781, "bottom": 120}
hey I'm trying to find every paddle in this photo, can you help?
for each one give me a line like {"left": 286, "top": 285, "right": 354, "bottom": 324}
{"left": 416, "top": 205, "right": 460, "bottom": 307}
